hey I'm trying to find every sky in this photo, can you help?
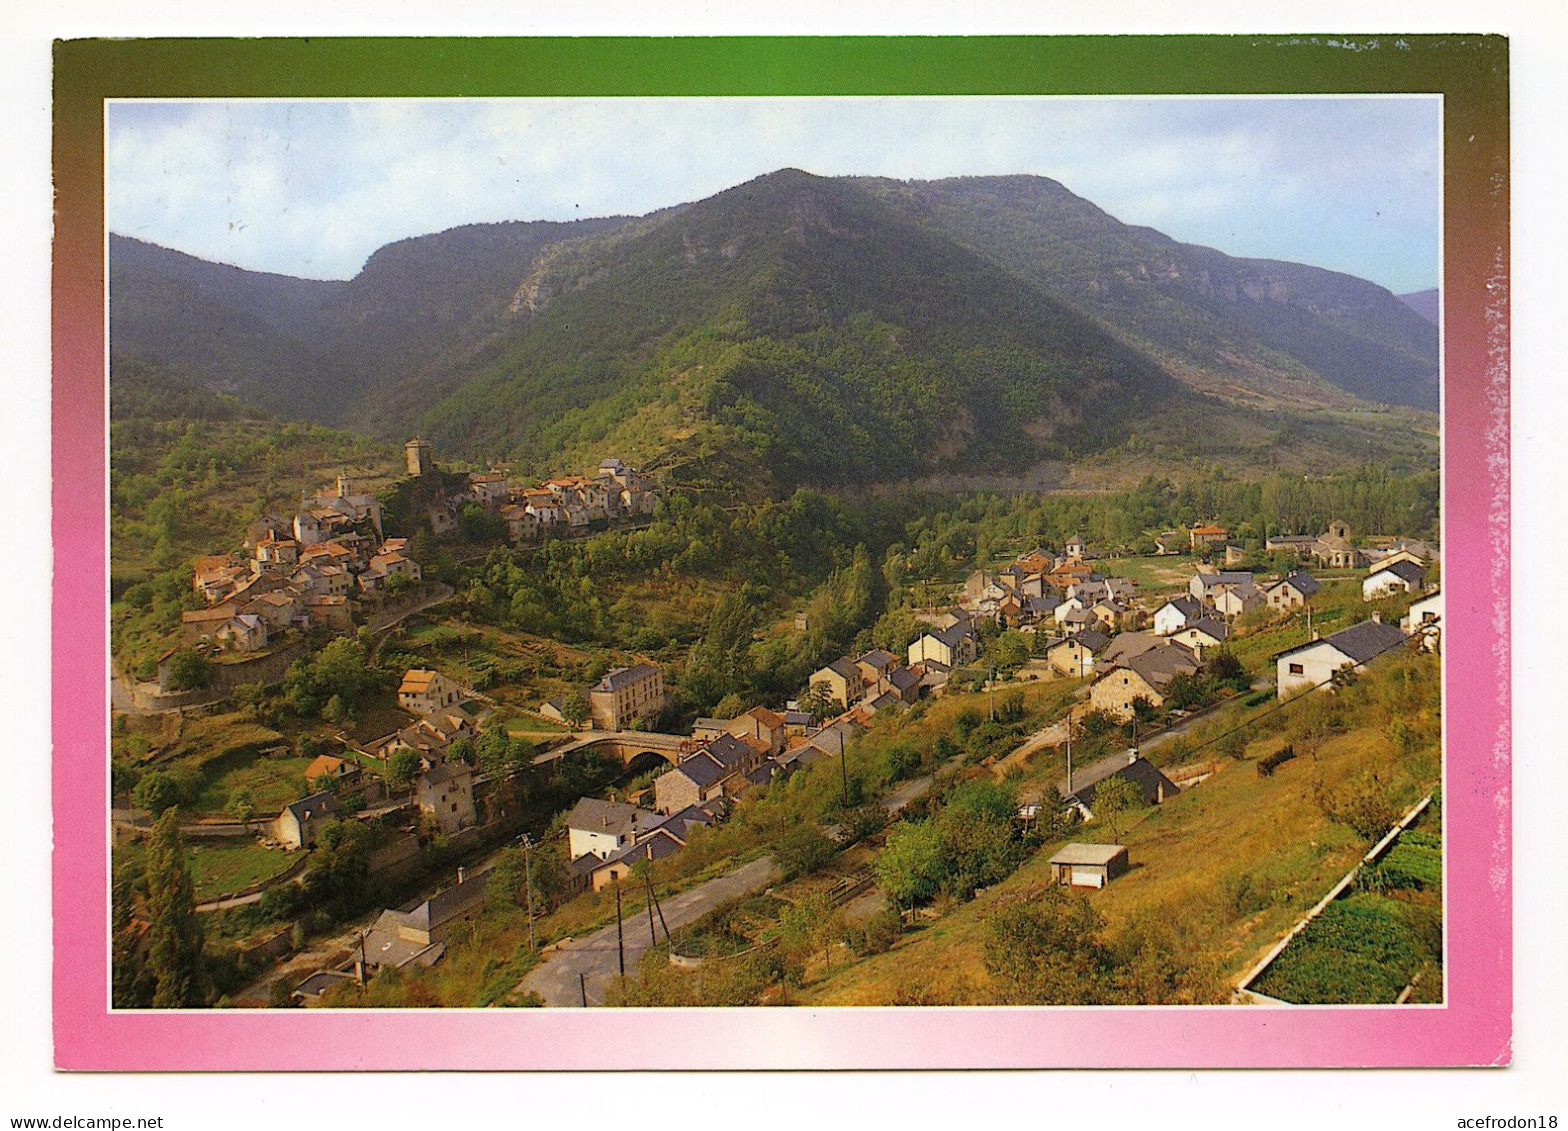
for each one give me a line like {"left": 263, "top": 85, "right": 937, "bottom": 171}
{"left": 107, "top": 96, "right": 1440, "bottom": 294}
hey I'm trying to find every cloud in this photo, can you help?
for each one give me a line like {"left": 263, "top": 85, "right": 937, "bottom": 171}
{"left": 106, "top": 95, "right": 1439, "bottom": 291}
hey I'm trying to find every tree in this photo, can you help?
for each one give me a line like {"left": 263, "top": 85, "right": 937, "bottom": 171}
{"left": 226, "top": 788, "right": 256, "bottom": 829}
{"left": 143, "top": 808, "right": 208, "bottom": 1007}
{"left": 775, "top": 825, "right": 837, "bottom": 880}
{"left": 714, "top": 692, "right": 747, "bottom": 720}
{"left": 776, "top": 893, "right": 843, "bottom": 984}
{"left": 132, "top": 770, "right": 181, "bottom": 815}
{"left": 874, "top": 820, "right": 945, "bottom": 906}
{"left": 562, "top": 692, "right": 589, "bottom": 729}
{"left": 162, "top": 648, "right": 209, "bottom": 691}
{"left": 1204, "top": 648, "right": 1250, "bottom": 693}
{"left": 388, "top": 749, "right": 421, "bottom": 789}
{"left": 984, "top": 888, "right": 1117, "bottom": 1005}
{"left": 1092, "top": 774, "right": 1144, "bottom": 840}
{"left": 801, "top": 684, "right": 838, "bottom": 724}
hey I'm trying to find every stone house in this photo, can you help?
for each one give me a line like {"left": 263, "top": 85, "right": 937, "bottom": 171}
{"left": 362, "top": 869, "right": 488, "bottom": 969}
{"left": 809, "top": 658, "right": 862, "bottom": 710}
{"left": 271, "top": 791, "right": 340, "bottom": 850}
{"left": 1089, "top": 641, "right": 1202, "bottom": 719}
{"left": 1265, "top": 571, "right": 1321, "bottom": 612}
{"left": 1189, "top": 524, "right": 1229, "bottom": 551}
{"left": 398, "top": 669, "right": 463, "bottom": 717}
{"left": 415, "top": 761, "right": 477, "bottom": 835}
{"left": 1046, "top": 628, "right": 1110, "bottom": 678}
{"left": 907, "top": 623, "right": 977, "bottom": 670}
{"left": 588, "top": 662, "right": 665, "bottom": 731}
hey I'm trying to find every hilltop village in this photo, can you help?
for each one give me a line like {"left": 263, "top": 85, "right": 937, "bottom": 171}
{"left": 111, "top": 440, "right": 1443, "bottom": 1010}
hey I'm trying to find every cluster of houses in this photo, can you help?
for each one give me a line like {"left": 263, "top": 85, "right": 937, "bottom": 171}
{"left": 810, "top": 644, "right": 932, "bottom": 715}
{"left": 269, "top": 666, "right": 483, "bottom": 854}
{"left": 408, "top": 440, "right": 660, "bottom": 544}
{"left": 560, "top": 705, "right": 865, "bottom": 893}
{"left": 958, "top": 538, "right": 1140, "bottom": 632}
{"left": 181, "top": 475, "right": 422, "bottom": 662}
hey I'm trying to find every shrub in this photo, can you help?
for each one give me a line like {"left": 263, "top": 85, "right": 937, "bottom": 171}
{"left": 1257, "top": 744, "right": 1297, "bottom": 777}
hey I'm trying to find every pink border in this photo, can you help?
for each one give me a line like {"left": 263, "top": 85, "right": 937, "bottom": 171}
{"left": 53, "top": 91, "right": 1510, "bottom": 1074}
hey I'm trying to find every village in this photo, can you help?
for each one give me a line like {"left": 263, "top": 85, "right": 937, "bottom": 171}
{"left": 110, "top": 440, "right": 1442, "bottom": 1007}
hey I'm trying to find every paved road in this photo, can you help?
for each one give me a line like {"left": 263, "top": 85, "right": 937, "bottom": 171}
{"left": 516, "top": 854, "right": 780, "bottom": 1006}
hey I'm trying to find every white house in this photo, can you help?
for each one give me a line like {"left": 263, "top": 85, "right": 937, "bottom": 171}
{"left": 1363, "top": 559, "right": 1427, "bottom": 601}
{"left": 1153, "top": 595, "right": 1205, "bottom": 637}
{"left": 1402, "top": 590, "right": 1443, "bottom": 652}
{"left": 1274, "top": 617, "right": 1408, "bottom": 699}
{"left": 566, "top": 797, "right": 664, "bottom": 861}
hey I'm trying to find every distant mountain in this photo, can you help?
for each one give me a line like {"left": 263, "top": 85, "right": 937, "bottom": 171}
{"left": 855, "top": 175, "right": 1439, "bottom": 411}
{"left": 1398, "top": 288, "right": 1440, "bottom": 325}
{"left": 405, "top": 169, "right": 1180, "bottom": 486}
{"left": 109, "top": 169, "right": 1440, "bottom": 489}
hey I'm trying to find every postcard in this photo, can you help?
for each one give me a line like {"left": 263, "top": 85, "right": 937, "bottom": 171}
{"left": 53, "top": 34, "right": 1510, "bottom": 1069}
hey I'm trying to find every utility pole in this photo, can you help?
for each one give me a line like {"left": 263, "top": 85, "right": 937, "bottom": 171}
{"left": 615, "top": 884, "right": 626, "bottom": 988}
{"left": 579, "top": 972, "right": 588, "bottom": 1008}
{"left": 1065, "top": 711, "right": 1073, "bottom": 794}
{"left": 988, "top": 666, "right": 996, "bottom": 720}
{"left": 643, "top": 847, "right": 657, "bottom": 946}
{"left": 840, "top": 740, "right": 850, "bottom": 808}
{"left": 521, "top": 833, "right": 536, "bottom": 952}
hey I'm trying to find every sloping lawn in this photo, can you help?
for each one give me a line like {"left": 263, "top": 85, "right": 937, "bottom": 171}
{"left": 186, "top": 839, "right": 297, "bottom": 902}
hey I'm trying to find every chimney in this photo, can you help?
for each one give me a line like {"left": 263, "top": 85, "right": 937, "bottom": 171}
{"left": 1127, "top": 750, "right": 1137, "bottom": 766}
{"left": 457, "top": 866, "right": 466, "bottom": 885}
{"left": 1157, "top": 779, "right": 1166, "bottom": 803}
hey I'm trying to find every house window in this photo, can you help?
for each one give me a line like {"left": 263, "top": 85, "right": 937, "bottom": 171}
{"left": 1288, "top": 663, "right": 1305, "bottom": 675}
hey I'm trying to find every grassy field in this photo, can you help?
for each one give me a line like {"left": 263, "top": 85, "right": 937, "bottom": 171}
{"left": 1094, "top": 554, "right": 1198, "bottom": 595}
{"left": 190, "top": 756, "right": 317, "bottom": 815}
{"left": 185, "top": 838, "right": 297, "bottom": 902}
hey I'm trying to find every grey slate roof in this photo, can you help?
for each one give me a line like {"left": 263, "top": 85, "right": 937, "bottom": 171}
{"left": 1123, "top": 641, "right": 1202, "bottom": 690}
{"left": 702, "top": 733, "right": 751, "bottom": 768}
{"left": 887, "top": 667, "right": 921, "bottom": 692}
{"left": 284, "top": 791, "right": 339, "bottom": 824}
{"left": 1072, "top": 627, "right": 1111, "bottom": 653}
{"left": 1186, "top": 617, "right": 1231, "bottom": 641}
{"left": 1323, "top": 619, "right": 1410, "bottom": 664}
{"left": 825, "top": 657, "right": 859, "bottom": 680}
{"left": 1194, "top": 570, "right": 1255, "bottom": 591}
{"left": 594, "top": 663, "right": 659, "bottom": 692}
{"left": 671, "top": 751, "right": 727, "bottom": 788}
{"left": 566, "top": 797, "right": 660, "bottom": 839}
{"left": 1160, "top": 595, "right": 1205, "bottom": 620}
{"left": 1059, "top": 755, "right": 1178, "bottom": 810}
{"left": 856, "top": 648, "right": 898, "bottom": 673}
{"left": 1373, "top": 559, "right": 1427, "bottom": 584}
{"left": 1271, "top": 571, "right": 1321, "bottom": 597}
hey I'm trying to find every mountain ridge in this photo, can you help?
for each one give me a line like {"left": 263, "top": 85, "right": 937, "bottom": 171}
{"left": 109, "top": 168, "right": 1439, "bottom": 489}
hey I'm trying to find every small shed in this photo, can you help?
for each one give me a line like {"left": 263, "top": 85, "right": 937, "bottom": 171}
{"left": 1048, "top": 842, "right": 1130, "bottom": 889}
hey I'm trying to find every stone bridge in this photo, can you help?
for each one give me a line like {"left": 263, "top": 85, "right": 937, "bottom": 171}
{"left": 531, "top": 730, "right": 694, "bottom": 769}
